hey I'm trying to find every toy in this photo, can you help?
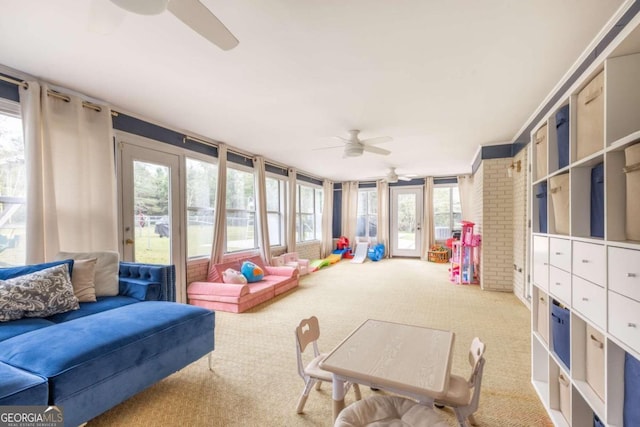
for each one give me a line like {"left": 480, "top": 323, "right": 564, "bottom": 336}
{"left": 222, "top": 268, "right": 248, "bottom": 285}
{"left": 336, "top": 236, "right": 350, "bottom": 250}
{"left": 367, "top": 244, "right": 385, "bottom": 261}
{"left": 309, "top": 259, "right": 330, "bottom": 272}
{"left": 326, "top": 253, "right": 342, "bottom": 264}
{"left": 240, "top": 261, "right": 264, "bottom": 282}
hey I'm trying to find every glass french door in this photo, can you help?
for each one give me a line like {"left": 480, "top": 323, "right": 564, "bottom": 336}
{"left": 390, "top": 187, "right": 423, "bottom": 257}
{"left": 119, "top": 141, "right": 184, "bottom": 300}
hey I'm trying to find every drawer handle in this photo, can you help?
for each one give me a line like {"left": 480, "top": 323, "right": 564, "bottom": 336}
{"left": 628, "top": 273, "right": 637, "bottom": 278}
{"left": 582, "top": 297, "right": 589, "bottom": 302}
{"left": 555, "top": 252, "right": 562, "bottom": 255}
{"left": 590, "top": 334, "right": 604, "bottom": 349}
{"left": 581, "top": 259, "right": 589, "bottom": 263}
{"left": 629, "top": 323, "right": 637, "bottom": 328}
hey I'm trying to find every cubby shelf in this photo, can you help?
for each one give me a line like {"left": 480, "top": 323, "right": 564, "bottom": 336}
{"left": 530, "top": 6, "right": 640, "bottom": 425}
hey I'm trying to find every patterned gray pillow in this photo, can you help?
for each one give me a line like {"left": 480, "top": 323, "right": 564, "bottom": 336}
{"left": 0, "top": 264, "right": 79, "bottom": 322}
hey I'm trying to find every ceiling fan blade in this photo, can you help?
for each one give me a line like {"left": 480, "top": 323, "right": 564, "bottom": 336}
{"left": 167, "top": 0, "right": 239, "bottom": 50}
{"left": 363, "top": 145, "right": 391, "bottom": 156}
{"left": 312, "top": 145, "right": 343, "bottom": 151}
{"left": 361, "top": 136, "right": 392, "bottom": 146}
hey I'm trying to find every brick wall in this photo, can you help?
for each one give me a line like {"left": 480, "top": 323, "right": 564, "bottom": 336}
{"left": 474, "top": 158, "right": 514, "bottom": 292}
{"left": 186, "top": 257, "right": 209, "bottom": 284}
{"left": 295, "top": 241, "right": 321, "bottom": 260}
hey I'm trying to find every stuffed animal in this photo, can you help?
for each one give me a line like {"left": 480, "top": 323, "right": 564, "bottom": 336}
{"left": 222, "top": 268, "right": 247, "bottom": 285}
{"left": 241, "top": 261, "right": 264, "bottom": 282}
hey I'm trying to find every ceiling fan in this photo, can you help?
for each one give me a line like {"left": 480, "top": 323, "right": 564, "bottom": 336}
{"left": 383, "top": 167, "right": 415, "bottom": 183}
{"left": 316, "top": 130, "right": 392, "bottom": 158}
{"left": 103, "top": 0, "right": 239, "bottom": 50}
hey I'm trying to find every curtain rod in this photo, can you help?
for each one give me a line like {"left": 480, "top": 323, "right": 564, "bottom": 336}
{"left": 0, "top": 74, "right": 117, "bottom": 115}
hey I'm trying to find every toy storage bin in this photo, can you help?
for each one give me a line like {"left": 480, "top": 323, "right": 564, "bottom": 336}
{"left": 625, "top": 352, "right": 640, "bottom": 426}
{"left": 556, "top": 104, "right": 570, "bottom": 169}
{"left": 576, "top": 70, "right": 604, "bottom": 161}
{"left": 536, "top": 182, "right": 548, "bottom": 233}
{"left": 590, "top": 162, "right": 605, "bottom": 238}
{"left": 585, "top": 324, "right": 605, "bottom": 401}
{"left": 551, "top": 299, "right": 571, "bottom": 369}
{"left": 549, "top": 173, "right": 570, "bottom": 235}
{"left": 593, "top": 414, "right": 604, "bottom": 427}
{"left": 536, "top": 124, "right": 548, "bottom": 180}
{"left": 537, "top": 292, "right": 549, "bottom": 344}
{"left": 625, "top": 142, "right": 640, "bottom": 241}
{"left": 558, "top": 372, "right": 570, "bottom": 423}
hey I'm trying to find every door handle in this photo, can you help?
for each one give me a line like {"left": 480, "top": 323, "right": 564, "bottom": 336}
{"left": 125, "top": 238, "right": 134, "bottom": 245}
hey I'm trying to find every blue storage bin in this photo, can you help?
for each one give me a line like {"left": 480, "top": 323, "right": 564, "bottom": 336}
{"left": 556, "top": 105, "right": 570, "bottom": 169}
{"left": 625, "top": 352, "right": 640, "bottom": 426}
{"left": 551, "top": 299, "right": 570, "bottom": 369}
{"left": 593, "top": 414, "right": 604, "bottom": 427}
{"left": 591, "top": 162, "right": 604, "bottom": 238}
{"left": 536, "top": 182, "right": 548, "bottom": 233}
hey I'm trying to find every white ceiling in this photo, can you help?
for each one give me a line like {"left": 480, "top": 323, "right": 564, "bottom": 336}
{"left": 0, "top": 0, "right": 626, "bottom": 181}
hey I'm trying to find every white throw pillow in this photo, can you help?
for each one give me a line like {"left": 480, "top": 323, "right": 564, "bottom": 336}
{"left": 56, "top": 251, "right": 119, "bottom": 296}
{"left": 71, "top": 258, "right": 98, "bottom": 302}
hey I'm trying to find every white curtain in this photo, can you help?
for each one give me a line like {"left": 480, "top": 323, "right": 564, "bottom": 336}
{"left": 376, "top": 180, "right": 389, "bottom": 258}
{"left": 209, "top": 144, "right": 227, "bottom": 265}
{"left": 253, "top": 156, "right": 271, "bottom": 263}
{"left": 341, "top": 181, "right": 358, "bottom": 246}
{"left": 457, "top": 174, "right": 474, "bottom": 221}
{"left": 286, "top": 168, "right": 297, "bottom": 253}
{"left": 320, "top": 179, "right": 334, "bottom": 258}
{"left": 20, "top": 83, "right": 117, "bottom": 262}
{"left": 422, "top": 177, "right": 435, "bottom": 260}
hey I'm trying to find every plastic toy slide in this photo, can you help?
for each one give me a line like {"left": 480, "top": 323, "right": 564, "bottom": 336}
{"left": 350, "top": 243, "right": 369, "bottom": 263}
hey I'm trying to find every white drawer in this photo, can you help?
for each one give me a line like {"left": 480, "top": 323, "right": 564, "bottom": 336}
{"left": 572, "top": 241, "right": 605, "bottom": 287}
{"left": 549, "top": 266, "right": 571, "bottom": 305}
{"left": 533, "top": 236, "right": 549, "bottom": 291}
{"left": 609, "top": 291, "right": 640, "bottom": 355}
{"left": 609, "top": 246, "right": 640, "bottom": 302}
{"left": 572, "top": 276, "right": 606, "bottom": 329}
{"left": 550, "top": 238, "right": 572, "bottom": 272}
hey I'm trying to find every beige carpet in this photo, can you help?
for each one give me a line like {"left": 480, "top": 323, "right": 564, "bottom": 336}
{"left": 89, "top": 258, "right": 552, "bottom": 427}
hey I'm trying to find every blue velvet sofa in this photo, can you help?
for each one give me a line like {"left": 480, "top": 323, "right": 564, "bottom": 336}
{"left": 0, "top": 261, "right": 215, "bottom": 426}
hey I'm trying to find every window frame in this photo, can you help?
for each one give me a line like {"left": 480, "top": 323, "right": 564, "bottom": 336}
{"left": 225, "top": 163, "right": 258, "bottom": 253}
{"left": 296, "top": 182, "right": 323, "bottom": 243}
{"left": 433, "top": 184, "right": 461, "bottom": 243}
{"left": 356, "top": 188, "right": 378, "bottom": 239}
{"left": 265, "top": 173, "right": 286, "bottom": 247}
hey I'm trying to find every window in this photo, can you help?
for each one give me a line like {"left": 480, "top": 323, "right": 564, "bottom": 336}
{"left": 186, "top": 157, "right": 217, "bottom": 258}
{"left": 433, "top": 185, "right": 461, "bottom": 242}
{"left": 226, "top": 167, "right": 256, "bottom": 252}
{"left": 0, "top": 105, "right": 25, "bottom": 266}
{"left": 356, "top": 189, "right": 377, "bottom": 239}
{"left": 266, "top": 176, "right": 285, "bottom": 246}
{"left": 296, "top": 183, "right": 322, "bottom": 242}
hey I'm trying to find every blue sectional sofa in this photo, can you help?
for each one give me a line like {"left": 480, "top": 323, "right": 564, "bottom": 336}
{"left": 0, "top": 260, "right": 215, "bottom": 426}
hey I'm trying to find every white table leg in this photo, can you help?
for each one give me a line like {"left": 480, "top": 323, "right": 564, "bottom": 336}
{"left": 332, "top": 374, "right": 346, "bottom": 422}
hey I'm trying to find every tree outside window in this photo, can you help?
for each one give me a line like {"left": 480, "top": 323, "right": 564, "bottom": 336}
{"left": 226, "top": 167, "right": 256, "bottom": 252}
{"left": 186, "top": 157, "right": 217, "bottom": 258}
{"left": 266, "top": 176, "right": 284, "bottom": 246}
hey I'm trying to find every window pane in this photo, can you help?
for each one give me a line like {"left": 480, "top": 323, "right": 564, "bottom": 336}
{"left": 226, "top": 168, "right": 256, "bottom": 252}
{"left": 0, "top": 113, "right": 26, "bottom": 266}
{"left": 452, "top": 186, "right": 462, "bottom": 229}
{"left": 368, "top": 191, "right": 377, "bottom": 215}
{"left": 186, "top": 158, "right": 217, "bottom": 258}
{"left": 302, "top": 214, "right": 314, "bottom": 241}
{"left": 369, "top": 215, "right": 378, "bottom": 238}
{"left": 300, "top": 185, "right": 314, "bottom": 213}
{"left": 265, "top": 177, "right": 280, "bottom": 212}
{"left": 268, "top": 212, "right": 281, "bottom": 246}
{"left": 356, "top": 215, "right": 366, "bottom": 237}
{"left": 357, "top": 191, "right": 367, "bottom": 215}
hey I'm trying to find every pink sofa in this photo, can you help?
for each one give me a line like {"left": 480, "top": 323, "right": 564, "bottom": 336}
{"left": 187, "top": 255, "right": 299, "bottom": 313}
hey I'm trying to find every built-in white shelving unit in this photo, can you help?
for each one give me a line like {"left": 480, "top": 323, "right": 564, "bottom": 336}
{"left": 530, "top": 4, "right": 640, "bottom": 425}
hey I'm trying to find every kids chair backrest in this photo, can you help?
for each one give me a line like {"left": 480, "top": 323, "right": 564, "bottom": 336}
{"left": 294, "top": 316, "right": 360, "bottom": 414}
